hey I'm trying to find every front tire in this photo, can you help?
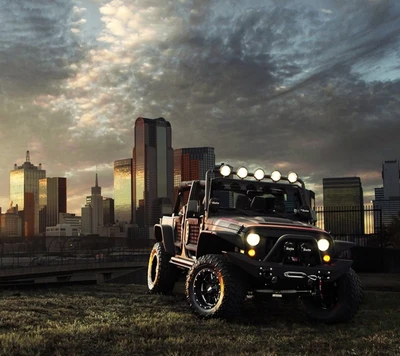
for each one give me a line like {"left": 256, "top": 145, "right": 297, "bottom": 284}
{"left": 147, "top": 242, "right": 177, "bottom": 294}
{"left": 302, "top": 268, "right": 362, "bottom": 324}
{"left": 186, "top": 254, "right": 247, "bottom": 319}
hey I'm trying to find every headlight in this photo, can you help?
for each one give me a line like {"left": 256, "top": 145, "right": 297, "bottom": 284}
{"left": 317, "top": 238, "right": 330, "bottom": 252}
{"left": 219, "top": 164, "right": 232, "bottom": 177}
{"left": 237, "top": 167, "right": 248, "bottom": 179}
{"left": 254, "top": 169, "right": 265, "bottom": 181}
{"left": 287, "top": 171, "right": 298, "bottom": 183}
{"left": 246, "top": 233, "right": 260, "bottom": 246}
{"left": 271, "top": 170, "right": 282, "bottom": 182}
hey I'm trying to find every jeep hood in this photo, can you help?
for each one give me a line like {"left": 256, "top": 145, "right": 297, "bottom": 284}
{"left": 205, "top": 215, "right": 322, "bottom": 233}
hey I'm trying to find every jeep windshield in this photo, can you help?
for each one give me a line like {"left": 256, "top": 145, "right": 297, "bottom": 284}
{"left": 209, "top": 177, "right": 307, "bottom": 219}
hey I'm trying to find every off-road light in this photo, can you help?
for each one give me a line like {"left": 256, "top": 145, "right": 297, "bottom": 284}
{"left": 237, "top": 167, "right": 248, "bottom": 179}
{"left": 317, "top": 238, "right": 330, "bottom": 252}
{"left": 254, "top": 168, "right": 265, "bottom": 181}
{"left": 246, "top": 233, "right": 260, "bottom": 246}
{"left": 271, "top": 170, "right": 282, "bottom": 182}
{"left": 248, "top": 249, "right": 256, "bottom": 257}
{"left": 219, "top": 164, "right": 232, "bottom": 177}
{"left": 323, "top": 254, "right": 331, "bottom": 263}
{"left": 288, "top": 171, "right": 298, "bottom": 184}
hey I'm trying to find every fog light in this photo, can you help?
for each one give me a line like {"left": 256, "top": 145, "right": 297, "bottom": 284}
{"left": 248, "top": 249, "right": 256, "bottom": 257}
{"left": 323, "top": 255, "right": 331, "bottom": 263}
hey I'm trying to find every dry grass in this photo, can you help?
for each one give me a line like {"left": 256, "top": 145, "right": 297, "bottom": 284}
{"left": 0, "top": 282, "right": 399, "bottom": 356}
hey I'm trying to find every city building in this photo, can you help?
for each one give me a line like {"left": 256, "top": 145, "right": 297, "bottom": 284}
{"left": 0, "top": 203, "right": 22, "bottom": 236}
{"left": 373, "top": 160, "right": 400, "bottom": 229}
{"left": 10, "top": 151, "right": 46, "bottom": 236}
{"left": 59, "top": 213, "right": 81, "bottom": 231}
{"left": 114, "top": 158, "right": 133, "bottom": 224}
{"left": 39, "top": 177, "right": 67, "bottom": 234}
{"left": 103, "top": 197, "right": 115, "bottom": 226}
{"left": 174, "top": 147, "right": 215, "bottom": 188}
{"left": 46, "top": 224, "right": 80, "bottom": 237}
{"left": 322, "top": 177, "right": 364, "bottom": 236}
{"left": 81, "top": 174, "right": 104, "bottom": 235}
{"left": 132, "top": 117, "right": 174, "bottom": 228}
{"left": 382, "top": 160, "right": 400, "bottom": 199}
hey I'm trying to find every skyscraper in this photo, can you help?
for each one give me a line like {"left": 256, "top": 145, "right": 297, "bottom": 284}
{"left": 81, "top": 174, "right": 104, "bottom": 235}
{"left": 382, "top": 160, "right": 400, "bottom": 199}
{"left": 132, "top": 117, "right": 174, "bottom": 227}
{"left": 323, "top": 177, "right": 364, "bottom": 236}
{"left": 373, "top": 160, "right": 400, "bottom": 228}
{"left": 114, "top": 158, "right": 133, "bottom": 223}
{"left": 10, "top": 151, "right": 46, "bottom": 236}
{"left": 103, "top": 197, "right": 115, "bottom": 226}
{"left": 174, "top": 147, "right": 215, "bottom": 187}
{"left": 39, "top": 177, "right": 67, "bottom": 233}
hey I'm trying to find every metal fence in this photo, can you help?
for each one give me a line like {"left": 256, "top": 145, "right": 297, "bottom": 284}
{"left": 314, "top": 205, "right": 383, "bottom": 247}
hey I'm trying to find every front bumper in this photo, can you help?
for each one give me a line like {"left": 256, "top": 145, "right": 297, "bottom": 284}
{"left": 223, "top": 251, "right": 353, "bottom": 283}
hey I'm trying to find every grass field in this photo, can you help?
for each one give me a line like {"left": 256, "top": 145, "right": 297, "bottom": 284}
{"left": 0, "top": 282, "right": 399, "bottom": 356}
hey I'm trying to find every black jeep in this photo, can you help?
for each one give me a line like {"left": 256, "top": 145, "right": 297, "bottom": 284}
{"left": 147, "top": 165, "right": 362, "bottom": 323}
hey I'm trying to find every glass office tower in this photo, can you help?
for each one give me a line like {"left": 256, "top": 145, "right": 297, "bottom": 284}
{"left": 114, "top": 158, "right": 133, "bottom": 223}
{"left": 39, "top": 177, "right": 67, "bottom": 233}
{"left": 174, "top": 147, "right": 215, "bottom": 186}
{"left": 323, "top": 177, "right": 364, "bottom": 236}
{"left": 132, "top": 117, "right": 174, "bottom": 227}
{"left": 10, "top": 151, "right": 46, "bottom": 236}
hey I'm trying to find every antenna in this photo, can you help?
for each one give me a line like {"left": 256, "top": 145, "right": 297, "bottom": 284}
{"left": 26, "top": 150, "right": 30, "bottom": 162}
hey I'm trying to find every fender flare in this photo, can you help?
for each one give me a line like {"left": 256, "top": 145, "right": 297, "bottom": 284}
{"left": 334, "top": 240, "right": 356, "bottom": 257}
{"left": 197, "top": 231, "right": 244, "bottom": 257}
{"left": 154, "top": 224, "right": 175, "bottom": 255}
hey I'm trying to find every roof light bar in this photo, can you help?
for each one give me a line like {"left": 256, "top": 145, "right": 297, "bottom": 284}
{"left": 236, "top": 167, "right": 248, "bottom": 179}
{"left": 254, "top": 168, "right": 265, "bottom": 181}
{"left": 219, "top": 164, "right": 232, "bottom": 177}
{"left": 288, "top": 171, "right": 298, "bottom": 184}
{"left": 271, "top": 170, "right": 282, "bottom": 182}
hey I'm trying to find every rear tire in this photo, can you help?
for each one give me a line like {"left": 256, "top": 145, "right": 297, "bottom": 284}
{"left": 147, "top": 242, "right": 177, "bottom": 294}
{"left": 302, "top": 268, "right": 362, "bottom": 324}
{"left": 186, "top": 254, "right": 247, "bottom": 320}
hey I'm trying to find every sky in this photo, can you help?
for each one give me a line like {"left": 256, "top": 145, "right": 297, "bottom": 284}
{"left": 0, "top": 0, "right": 400, "bottom": 215}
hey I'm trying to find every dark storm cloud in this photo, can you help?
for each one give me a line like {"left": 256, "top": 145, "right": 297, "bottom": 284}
{"left": 118, "top": 0, "right": 400, "bottom": 201}
{"left": 2, "top": 0, "right": 400, "bottom": 212}
{"left": 0, "top": 0, "right": 84, "bottom": 95}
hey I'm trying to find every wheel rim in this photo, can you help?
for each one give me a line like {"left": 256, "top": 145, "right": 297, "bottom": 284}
{"left": 193, "top": 268, "right": 222, "bottom": 310}
{"left": 149, "top": 253, "right": 158, "bottom": 284}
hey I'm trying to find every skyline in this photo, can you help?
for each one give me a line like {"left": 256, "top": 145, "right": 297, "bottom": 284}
{"left": 1, "top": 0, "right": 400, "bottom": 215}
{"left": 0, "top": 147, "right": 394, "bottom": 217}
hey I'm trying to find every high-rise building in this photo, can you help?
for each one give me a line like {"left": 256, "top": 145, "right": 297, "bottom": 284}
{"left": 373, "top": 160, "right": 400, "bottom": 229}
{"left": 81, "top": 174, "right": 104, "bottom": 235}
{"left": 0, "top": 203, "right": 22, "bottom": 236}
{"left": 323, "top": 177, "right": 364, "bottom": 236}
{"left": 103, "top": 197, "right": 115, "bottom": 226}
{"left": 174, "top": 147, "right": 215, "bottom": 187}
{"left": 132, "top": 117, "right": 174, "bottom": 227}
{"left": 39, "top": 177, "right": 67, "bottom": 233}
{"left": 114, "top": 158, "right": 133, "bottom": 223}
{"left": 382, "top": 160, "right": 400, "bottom": 199}
{"left": 10, "top": 151, "right": 46, "bottom": 236}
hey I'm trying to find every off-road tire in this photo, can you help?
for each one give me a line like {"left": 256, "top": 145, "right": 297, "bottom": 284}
{"left": 186, "top": 254, "right": 247, "bottom": 319}
{"left": 147, "top": 242, "right": 177, "bottom": 294}
{"left": 303, "top": 268, "right": 362, "bottom": 324}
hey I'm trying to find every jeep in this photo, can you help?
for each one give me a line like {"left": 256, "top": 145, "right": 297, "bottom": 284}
{"left": 147, "top": 165, "right": 363, "bottom": 323}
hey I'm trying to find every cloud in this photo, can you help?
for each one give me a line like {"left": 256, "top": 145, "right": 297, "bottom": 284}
{"left": 1, "top": 0, "right": 400, "bottom": 215}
